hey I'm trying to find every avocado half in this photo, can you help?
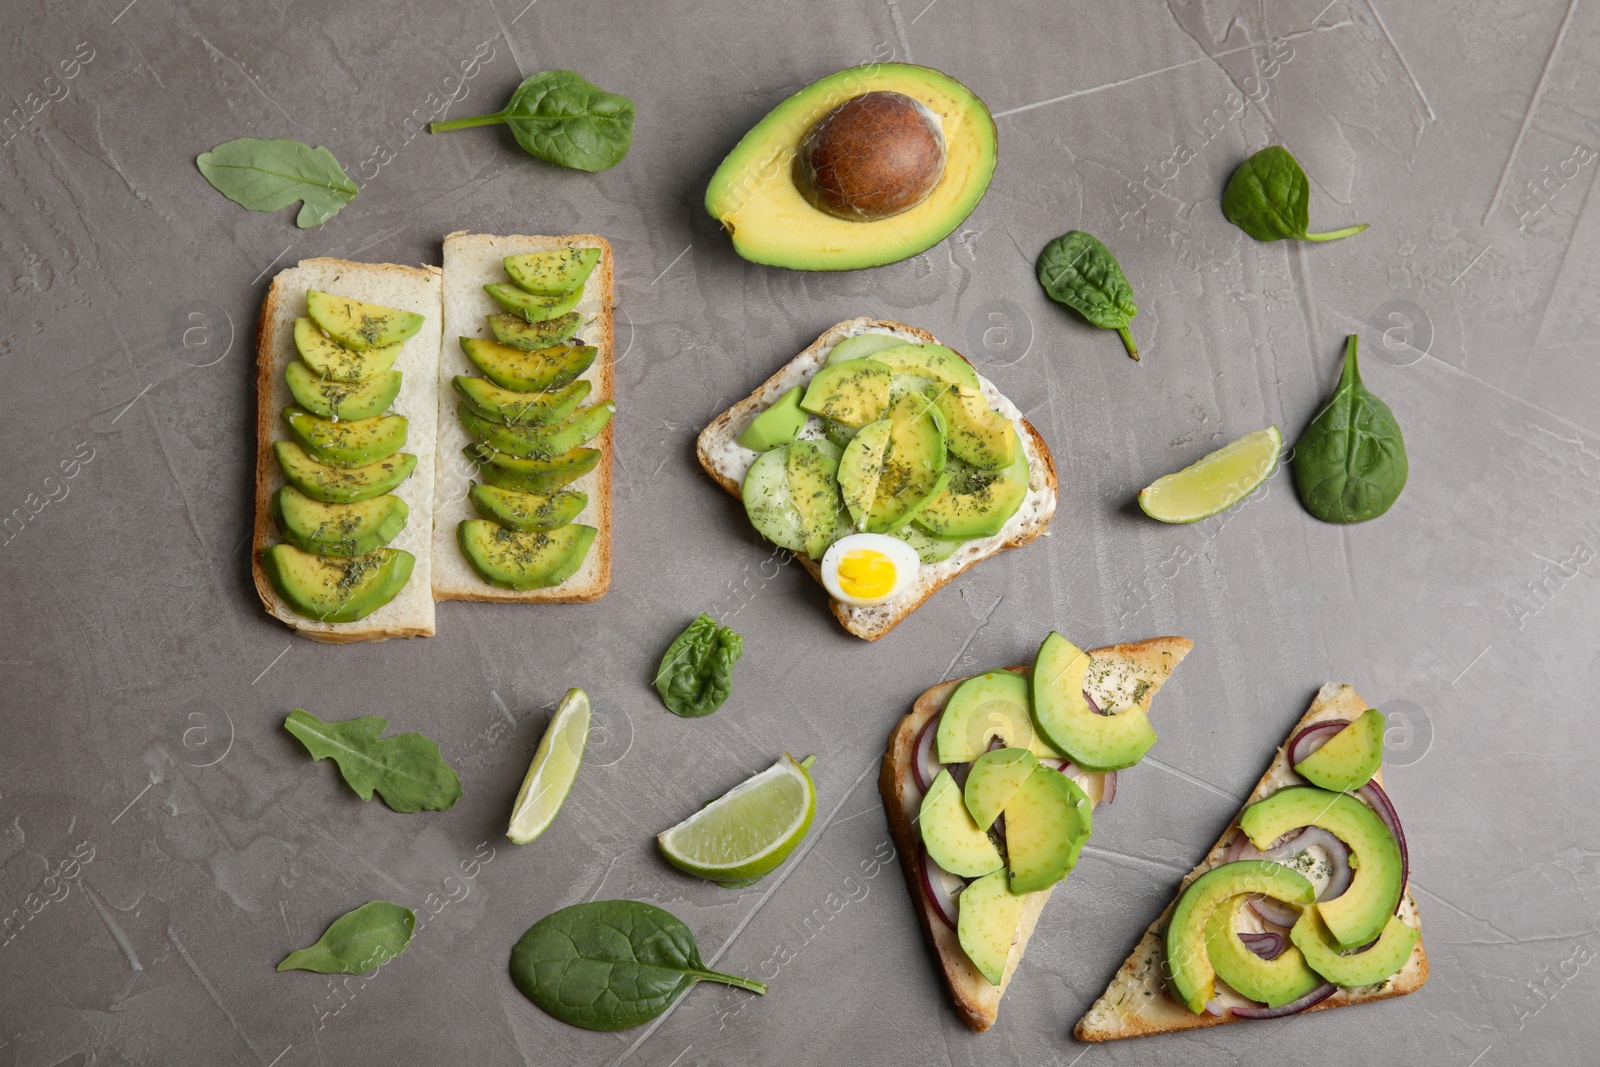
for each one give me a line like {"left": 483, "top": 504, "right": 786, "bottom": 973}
{"left": 705, "top": 64, "right": 997, "bottom": 271}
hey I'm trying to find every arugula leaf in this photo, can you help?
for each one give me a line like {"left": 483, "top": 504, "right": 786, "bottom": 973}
{"left": 430, "top": 70, "right": 635, "bottom": 172}
{"left": 196, "top": 138, "right": 358, "bottom": 228}
{"left": 1222, "top": 146, "right": 1367, "bottom": 243}
{"left": 1036, "top": 230, "right": 1141, "bottom": 360}
{"left": 1291, "top": 335, "right": 1408, "bottom": 523}
{"left": 278, "top": 900, "right": 415, "bottom": 974}
{"left": 284, "top": 710, "right": 462, "bottom": 812}
{"left": 653, "top": 614, "right": 743, "bottom": 718}
{"left": 509, "top": 900, "right": 766, "bottom": 1030}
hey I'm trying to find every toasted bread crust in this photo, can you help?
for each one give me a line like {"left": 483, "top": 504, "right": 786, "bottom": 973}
{"left": 880, "top": 636, "right": 1194, "bottom": 1031}
{"left": 432, "top": 232, "right": 614, "bottom": 603}
{"left": 1075, "top": 682, "right": 1429, "bottom": 1042}
{"left": 252, "top": 258, "right": 442, "bottom": 643}
{"left": 696, "top": 318, "right": 1058, "bottom": 640}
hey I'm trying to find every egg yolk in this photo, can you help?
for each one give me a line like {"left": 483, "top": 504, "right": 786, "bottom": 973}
{"left": 837, "top": 550, "right": 898, "bottom": 599}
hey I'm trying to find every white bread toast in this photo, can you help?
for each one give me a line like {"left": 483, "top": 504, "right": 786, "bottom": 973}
{"left": 252, "top": 257, "right": 443, "bottom": 642}
{"left": 1076, "top": 682, "right": 1428, "bottom": 1041}
{"left": 431, "top": 232, "right": 614, "bottom": 603}
{"left": 880, "top": 636, "right": 1194, "bottom": 1032}
{"left": 697, "top": 318, "right": 1057, "bottom": 641}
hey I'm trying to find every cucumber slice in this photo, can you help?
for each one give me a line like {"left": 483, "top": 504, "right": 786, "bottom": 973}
{"left": 458, "top": 521, "right": 597, "bottom": 589}
{"left": 741, "top": 446, "right": 805, "bottom": 553}
{"left": 459, "top": 403, "right": 614, "bottom": 459}
{"left": 484, "top": 283, "right": 583, "bottom": 323}
{"left": 459, "top": 337, "right": 596, "bottom": 392}
{"left": 285, "top": 361, "right": 403, "bottom": 421}
{"left": 453, "top": 376, "right": 591, "bottom": 426}
{"left": 826, "top": 332, "right": 906, "bottom": 365}
{"left": 488, "top": 312, "right": 583, "bottom": 350}
{"left": 467, "top": 484, "right": 588, "bottom": 531}
{"left": 503, "top": 248, "right": 600, "bottom": 296}
{"left": 893, "top": 524, "right": 963, "bottom": 564}
{"left": 274, "top": 441, "right": 417, "bottom": 504}
{"left": 274, "top": 486, "right": 408, "bottom": 557}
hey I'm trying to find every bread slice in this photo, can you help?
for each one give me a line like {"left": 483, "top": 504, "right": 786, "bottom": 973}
{"left": 1075, "top": 682, "right": 1428, "bottom": 1041}
{"left": 697, "top": 318, "right": 1057, "bottom": 640}
{"left": 879, "top": 636, "right": 1194, "bottom": 1032}
{"left": 430, "top": 232, "right": 614, "bottom": 602}
{"left": 252, "top": 257, "right": 443, "bottom": 643}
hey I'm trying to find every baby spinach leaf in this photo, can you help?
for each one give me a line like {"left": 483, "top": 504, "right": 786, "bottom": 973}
{"left": 279, "top": 900, "right": 415, "bottom": 974}
{"left": 1036, "top": 230, "right": 1141, "bottom": 360}
{"left": 195, "top": 138, "right": 358, "bottom": 228}
{"left": 509, "top": 900, "right": 766, "bottom": 1030}
{"left": 430, "top": 70, "right": 635, "bottom": 172}
{"left": 1292, "top": 335, "right": 1408, "bottom": 523}
{"left": 654, "top": 614, "right": 743, "bottom": 718}
{"left": 284, "top": 710, "right": 462, "bottom": 813}
{"left": 1222, "top": 146, "right": 1367, "bottom": 243}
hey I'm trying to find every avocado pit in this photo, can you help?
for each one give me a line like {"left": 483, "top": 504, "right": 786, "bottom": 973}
{"left": 795, "top": 91, "right": 947, "bottom": 221}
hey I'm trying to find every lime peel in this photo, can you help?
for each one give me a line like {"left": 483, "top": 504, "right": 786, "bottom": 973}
{"left": 506, "top": 688, "right": 591, "bottom": 845}
{"left": 657, "top": 754, "right": 817, "bottom": 887}
{"left": 1138, "top": 426, "right": 1282, "bottom": 524}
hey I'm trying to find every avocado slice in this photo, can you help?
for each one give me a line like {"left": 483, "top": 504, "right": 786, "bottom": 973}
{"left": 260, "top": 543, "right": 414, "bottom": 623}
{"left": 467, "top": 484, "right": 588, "bottom": 531}
{"left": 282, "top": 407, "right": 408, "bottom": 469}
{"left": 914, "top": 451, "right": 1029, "bottom": 540}
{"left": 869, "top": 343, "right": 982, "bottom": 392}
{"left": 1005, "top": 764, "right": 1093, "bottom": 894}
{"left": 1290, "top": 905, "right": 1419, "bottom": 988}
{"left": 957, "top": 870, "right": 1024, "bottom": 987}
{"left": 274, "top": 486, "right": 408, "bottom": 557}
{"left": 785, "top": 439, "right": 848, "bottom": 559}
{"left": 285, "top": 361, "right": 403, "bottom": 421}
{"left": 457, "top": 520, "right": 596, "bottom": 590}
{"left": 740, "top": 445, "right": 806, "bottom": 554}
{"left": 1204, "top": 895, "right": 1326, "bottom": 1007}
{"left": 918, "top": 769, "right": 1003, "bottom": 878}
{"left": 1294, "top": 709, "right": 1385, "bottom": 792}
{"left": 705, "top": 64, "right": 997, "bottom": 271}
{"left": 453, "top": 376, "right": 591, "bottom": 426}
{"left": 933, "top": 385, "right": 1019, "bottom": 469}
{"left": 488, "top": 311, "right": 583, "bottom": 350}
{"left": 800, "top": 358, "right": 893, "bottom": 428}
{"left": 936, "top": 670, "right": 1063, "bottom": 762}
{"left": 460, "top": 403, "right": 613, "bottom": 460}
{"left": 1239, "top": 787, "right": 1403, "bottom": 949}
{"left": 1164, "top": 860, "right": 1317, "bottom": 1014}
{"left": 484, "top": 283, "right": 583, "bottom": 323}
{"left": 503, "top": 248, "right": 600, "bottom": 296}
{"left": 962, "top": 747, "right": 1037, "bottom": 831}
{"left": 305, "top": 291, "right": 424, "bottom": 351}
{"left": 826, "top": 332, "right": 906, "bottom": 365}
{"left": 1031, "top": 632, "right": 1157, "bottom": 772}
{"left": 865, "top": 392, "right": 947, "bottom": 532}
{"left": 837, "top": 419, "right": 891, "bottom": 528}
{"left": 738, "top": 386, "right": 809, "bottom": 451}
{"left": 467, "top": 445, "right": 601, "bottom": 495}
{"left": 892, "top": 523, "right": 962, "bottom": 563}
{"left": 293, "top": 318, "right": 400, "bottom": 382}
{"left": 459, "top": 336, "right": 596, "bottom": 392}
{"left": 274, "top": 441, "right": 417, "bottom": 504}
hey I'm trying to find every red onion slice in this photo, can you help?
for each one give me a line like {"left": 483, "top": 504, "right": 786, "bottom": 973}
{"left": 1357, "top": 779, "right": 1410, "bottom": 901}
{"left": 1204, "top": 997, "right": 1227, "bottom": 1017}
{"left": 1227, "top": 826, "right": 1353, "bottom": 924}
{"left": 913, "top": 713, "right": 942, "bottom": 793}
{"left": 1085, "top": 690, "right": 1107, "bottom": 715}
{"left": 1239, "top": 931, "right": 1285, "bottom": 960}
{"left": 918, "top": 846, "right": 964, "bottom": 930}
{"left": 1247, "top": 893, "right": 1302, "bottom": 928}
{"left": 1101, "top": 770, "right": 1117, "bottom": 806}
{"left": 1288, "top": 719, "right": 1349, "bottom": 770}
{"left": 1039, "top": 758, "right": 1115, "bottom": 806}
{"left": 1229, "top": 982, "right": 1336, "bottom": 1019}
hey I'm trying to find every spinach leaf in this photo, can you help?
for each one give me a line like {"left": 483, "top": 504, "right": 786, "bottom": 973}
{"left": 195, "top": 138, "right": 358, "bottom": 228}
{"left": 1036, "top": 230, "right": 1141, "bottom": 360}
{"left": 284, "top": 710, "right": 462, "bottom": 813}
{"left": 430, "top": 70, "right": 634, "bottom": 172}
{"left": 1292, "top": 335, "right": 1408, "bottom": 523}
{"left": 654, "top": 614, "right": 743, "bottom": 718}
{"left": 1222, "top": 146, "right": 1367, "bottom": 243}
{"left": 278, "top": 900, "right": 415, "bottom": 974}
{"left": 509, "top": 900, "right": 766, "bottom": 1030}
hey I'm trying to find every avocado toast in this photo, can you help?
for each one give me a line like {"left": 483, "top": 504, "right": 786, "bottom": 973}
{"left": 880, "top": 635, "right": 1193, "bottom": 1031}
{"left": 697, "top": 318, "right": 1056, "bottom": 640}
{"left": 252, "top": 258, "right": 443, "bottom": 642}
{"left": 1076, "top": 683, "right": 1427, "bottom": 1041}
{"left": 430, "top": 232, "right": 615, "bottom": 602}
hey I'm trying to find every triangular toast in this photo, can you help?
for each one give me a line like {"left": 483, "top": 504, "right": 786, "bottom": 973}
{"left": 879, "top": 636, "right": 1193, "bottom": 1032}
{"left": 1076, "top": 683, "right": 1428, "bottom": 1041}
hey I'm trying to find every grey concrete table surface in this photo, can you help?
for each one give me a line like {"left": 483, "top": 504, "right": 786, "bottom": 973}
{"left": 1, "top": 0, "right": 1596, "bottom": 1063}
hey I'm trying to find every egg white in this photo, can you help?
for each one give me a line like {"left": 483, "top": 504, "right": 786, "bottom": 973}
{"left": 820, "top": 533, "right": 921, "bottom": 607}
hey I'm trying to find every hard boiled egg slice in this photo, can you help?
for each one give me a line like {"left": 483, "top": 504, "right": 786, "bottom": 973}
{"left": 820, "top": 533, "right": 921, "bottom": 607}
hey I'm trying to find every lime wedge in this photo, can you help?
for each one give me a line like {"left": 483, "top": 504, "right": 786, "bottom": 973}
{"left": 1138, "top": 426, "right": 1282, "bottom": 523}
{"left": 657, "top": 754, "right": 816, "bottom": 888}
{"left": 506, "top": 688, "right": 590, "bottom": 845}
